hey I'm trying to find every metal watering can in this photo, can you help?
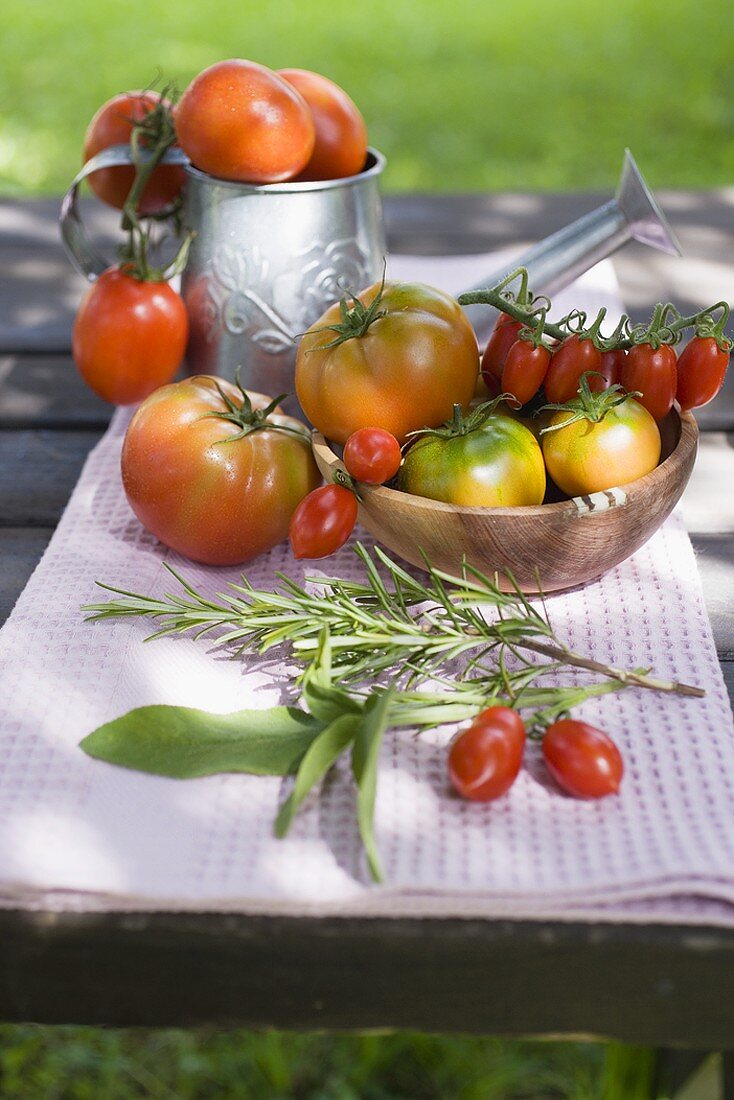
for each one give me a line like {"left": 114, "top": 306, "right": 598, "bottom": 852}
{"left": 61, "top": 146, "right": 680, "bottom": 396}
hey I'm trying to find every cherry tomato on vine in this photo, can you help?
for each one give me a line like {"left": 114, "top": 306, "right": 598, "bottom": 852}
{"left": 599, "top": 348, "right": 627, "bottom": 389}
{"left": 72, "top": 266, "right": 188, "bottom": 405}
{"left": 481, "top": 313, "right": 523, "bottom": 383}
{"left": 501, "top": 339, "right": 551, "bottom": 407}
{"left": 83, "top": 91, "right": 185, "bottom": 213}
{"left": 448, "top": 707, "right": 526, "bottom": 801}
{"left": 544, "top": 335, "right": 603, "bottom": 404}
{"left": 542, "top": 719, "right": 623, "bottom": 799}
{"left": 621, "top": 343, "right": 677, "bottom": 421}
{"left": 676, "top": 336, "right": 730, "bottom": 412}
{"left": 289, "top": 484, "right": 358, "bottom": 559}
{"left": 279, "top": 68, "right": 367, "bottom": 181}
{"left": 176, "top": 59, "right": 315, "bottom": 183}
{"left": 343, "top": 427, "right": 402, "bottom": 485}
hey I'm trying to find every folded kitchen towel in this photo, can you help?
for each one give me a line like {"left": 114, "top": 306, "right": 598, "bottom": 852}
{"left": 1, "top": 254, "right": 733, "bottom": 923}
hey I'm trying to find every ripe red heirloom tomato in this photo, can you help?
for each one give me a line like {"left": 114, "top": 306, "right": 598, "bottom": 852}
{"left": 83, "top": 91, "right": 185, "bottom": 213}
{"left": 175, "top": 59, "right": 315, "bottom": 183}
{"left": 289, "top": 484, "right": 358, "bottom": 559}
{"left": 676, "top": 336, "right": 730, "bottom": 412}
{"left": 542, "top": 719, "right": 623, "bottom": 799}
{"left": 121, "top": 377, "right": 321, "bottom": 565}
{"left": 296, "top": 281, "right": 479, "bottom": 445}
{"left": 544, "top": 335, "right": 603, "bottom": 404}
{"left": 621, "top": 342, "right": 677, "bottom": 421}
{"left": 72, "top": 266, "right": 188, "bottom": 405}
{"left": 343, "top": 427, "right": 402, "bottom": 485}
{"left": 448, "top": 707, "right": 526, "bottom": 802}
{"left": 481, "top": 313, "right": 523, "bottom": 383}
{"left": 279, "top": 68, "right": 368, "bottom": 181}
{"left": 501, "top": 339, "right": 551, "bottom": 406}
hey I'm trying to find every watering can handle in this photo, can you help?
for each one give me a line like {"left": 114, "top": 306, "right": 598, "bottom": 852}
{"left": 59, "top": 144, "right": 190, "bottom": 281}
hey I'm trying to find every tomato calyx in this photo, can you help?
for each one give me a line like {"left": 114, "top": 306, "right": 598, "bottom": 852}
{"left": 538, "top": 372, "right": 641, "bottom": 435}
{"left": 197, "top": 372, "right": 310, "bottom": 444}
{"left": 405, "top": 395, "right": 513, "bottom": 444}
{"left": 302, "top": 264, "right": 388, "bottom": 351}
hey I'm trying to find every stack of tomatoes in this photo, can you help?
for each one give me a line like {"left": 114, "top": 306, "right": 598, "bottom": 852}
{"left": 70, "top": 60, "right": 372, "bottom": 566}
{"left": 74, "top": 59, "right": 369, "bottom": 411}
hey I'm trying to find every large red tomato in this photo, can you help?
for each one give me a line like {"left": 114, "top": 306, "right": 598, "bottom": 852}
{"left": 296, "top": 281, "right": 479, "bottom": 444}
{"left": 279, "top": 68, "right": 368, "bottom": 180}
{"left": 121, "top": 377, "right": 321, "bottom": 565}
{"left": 175, "top": 59, "right": 315, "bottom": 183}
{"left": 83, "top": 91, "right": 185, "bottom": 213}
{"left": 72, "top": 267, "right": 188, "bottom": 405}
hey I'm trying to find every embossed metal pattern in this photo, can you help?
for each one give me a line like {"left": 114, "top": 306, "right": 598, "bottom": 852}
{"left": 181, "top": 150, "right": 387, "bottom": 400}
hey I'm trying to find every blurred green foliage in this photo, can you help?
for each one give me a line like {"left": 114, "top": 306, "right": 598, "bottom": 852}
{"left": 1, "top": 0, "right": 733, "bottom": 195}
{"left": 0, "top": 1026, "right": 658, "bottom": 1098}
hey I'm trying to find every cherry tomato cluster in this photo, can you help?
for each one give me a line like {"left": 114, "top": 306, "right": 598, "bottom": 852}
{"left": 289, "top": 427, "right": 401, "bottom": 559}
{"left": 448, "top": 706, "right": 623, "bottom": 803}
{"left": 73, "top": 60, "right": 369, "bottom": 409}
{"left": 481, "top": 306, "right": 730, "bottom": 422}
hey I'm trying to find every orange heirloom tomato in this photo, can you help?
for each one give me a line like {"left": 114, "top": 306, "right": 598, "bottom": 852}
{"left": 121, "top": 377, "right": 321, "bottom": 566}
{"left": 175, "top": 59, "right": 315, "bottom": 183}
{"left": 279, "top": 68, "right": 368, "bottom": 180}
{"left": 72, "top": 267, "right": 188, "bottom": 406}
{"left": 541, "top": 397, "right": 661, "bottom": 497}
{"left": 83, "top": 91, "right": 185, "bottom": 213}
{"left": 296, "top": 281, "right": 479, "bottom": 445}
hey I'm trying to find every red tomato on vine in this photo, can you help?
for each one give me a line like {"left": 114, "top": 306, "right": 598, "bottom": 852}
{"left": 544, "top": 335, "right": 603, "bottom": 404}
{"left": 501, "top": 339, "right": 551, "bottom": 406}
{"left": 621, "top": 343, "right": 677, "bottom": 421}
{"left": 676, "top": 336, "right": 730, "bottom": 412}
{"left": 481, "top": 313, "right": 523, "bottom": 383}
{"left": 83, "top": 91, "right": 184, "bottom": 213}
{"left": 72, "top": 266, "right": 188, "bottom": 405}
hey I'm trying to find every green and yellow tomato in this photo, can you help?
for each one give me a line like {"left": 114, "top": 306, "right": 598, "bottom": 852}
{"left": 398, "top": 411, "right": 546, "bottom": 507}
{"left": 541, "top": 397, "right": 661, "bottom": 497}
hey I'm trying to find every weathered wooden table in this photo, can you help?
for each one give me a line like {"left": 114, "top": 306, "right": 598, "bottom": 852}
{"left": 2, "top": 192, "right": 734, "bottom": 1092}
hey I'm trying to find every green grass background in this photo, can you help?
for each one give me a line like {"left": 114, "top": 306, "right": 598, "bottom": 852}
{"left": 0, "top": 0, "right": 730, "bottom": 1093}
{"left": 2, "top": 0, "right": 733, "bottom": 195}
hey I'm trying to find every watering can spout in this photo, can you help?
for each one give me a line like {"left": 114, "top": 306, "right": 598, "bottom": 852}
{"left": 616, "top": 148, "right": 681, "bottom": 256}
{"left": 460, "top": 149, "right": 682, "bottom": 343}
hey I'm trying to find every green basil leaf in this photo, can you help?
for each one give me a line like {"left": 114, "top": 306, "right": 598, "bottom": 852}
{"left": 301, "top": 626, "right": 362, "bottom": 723}
{"left": 274, "top": 713, "right": 360, "bottom": 838}
{"left": 351, "top": 688, "right": 394, "bottom": 883}
{"left": 80, "top": 705, "right": 325, "bottom": 779}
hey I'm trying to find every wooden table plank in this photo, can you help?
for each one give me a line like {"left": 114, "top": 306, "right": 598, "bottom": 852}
{"left": 0, "top": 909, "right": 733, "bottom": 1044}
{"left": 0, "top": 431, "right": 102, "bottom": 527}
{"left": 0, "top": 355, "right": 111, "bottom": 430}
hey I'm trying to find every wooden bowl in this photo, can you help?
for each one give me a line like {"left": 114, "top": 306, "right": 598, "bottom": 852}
{"left": 311, "top": 409, "right": 698, "bottom": 593}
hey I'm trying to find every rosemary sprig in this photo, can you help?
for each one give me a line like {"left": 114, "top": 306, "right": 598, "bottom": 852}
{"left": 83, "top": 543, "right": 704, "bottom": 702}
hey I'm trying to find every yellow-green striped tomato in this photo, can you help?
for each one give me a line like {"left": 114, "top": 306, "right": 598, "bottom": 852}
{"left": 398, "top": 414, "right": 546, "bottom": 507}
